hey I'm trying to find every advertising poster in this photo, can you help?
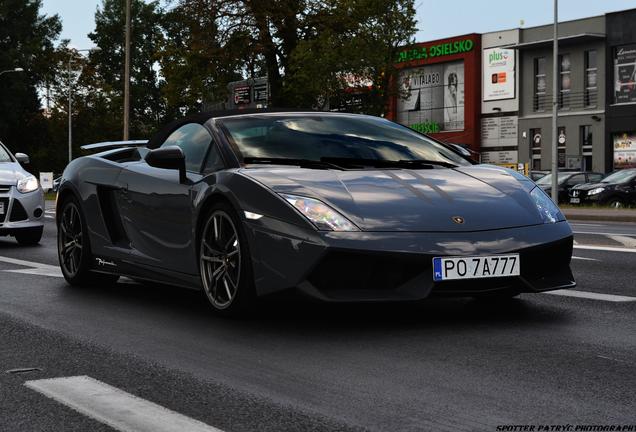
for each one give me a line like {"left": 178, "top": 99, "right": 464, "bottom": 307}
{"left": 614, "top": 44, "right": 636, "bottom": 104}
{"left": 483, "top": 48, "right": 515, "bottom": 101}
{"left": 613, "top": 132, "right": 636, "bottom": 169}
{"left": 397, "top": 61, "right": 465, "bottom": 132}
{"left": 481, "top": 116, "right": 518, "bottom": 148}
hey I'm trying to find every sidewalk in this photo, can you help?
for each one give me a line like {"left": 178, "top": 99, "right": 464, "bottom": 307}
{"left": 562, "top": 207, "right": 636, "bottom": 223}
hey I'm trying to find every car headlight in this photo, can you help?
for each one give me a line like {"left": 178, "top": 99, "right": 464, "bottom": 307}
{"left": 16, "top": 175, "right": 39, "bottom": 193}
{"left": 530, "top": 187, "right": 563, "bottom": 224}
{"left": 587, "top": 187, "right": 605, "bottom": 196}
{"left": 280, "top": 194, "right": 359, "bottom": 231}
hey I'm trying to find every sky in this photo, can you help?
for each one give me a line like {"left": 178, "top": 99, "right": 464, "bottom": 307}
{"left": 41, "top": 0, "right": 636, "bottom": 49}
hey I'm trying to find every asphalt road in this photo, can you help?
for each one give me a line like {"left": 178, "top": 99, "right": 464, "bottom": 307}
{"left": 0, "top": 212, "right": 635, "bottom": 431}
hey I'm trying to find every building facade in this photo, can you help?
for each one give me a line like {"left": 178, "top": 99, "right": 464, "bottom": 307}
{"left": 388, "top": 34, "right": 482, "bottom": 152}
{"left": 606, "top": 9, "right": 636, "bottom": 170}
{"left": 516, "top": 16, "right": 607, "bottom": 173}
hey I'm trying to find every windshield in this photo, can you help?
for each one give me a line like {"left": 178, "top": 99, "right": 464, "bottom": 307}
{"left": 218, "top": 114, "right": 470, "bottom": 167}
{"left": 601, "top": 170, "right": 636, "bottom": 184}
{"left": 536, "top": 172, "right": 571, "bottom": 185}
{"left": 0, "top": 145, "right": 12, "bottom": 162}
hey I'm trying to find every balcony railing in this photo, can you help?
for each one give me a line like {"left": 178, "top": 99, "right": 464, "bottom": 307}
{"left": 533, "top": 90, "right": 598, "bottom": 112}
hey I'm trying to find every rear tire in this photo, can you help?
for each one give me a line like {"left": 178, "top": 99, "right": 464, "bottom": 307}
{"left": 57, "top": 195, "right": 119, "bottom": 286}
{"left": 199, "top": 202, "right": 255, "bottom": 316}
{"left": 15, "top": 226, "right": 43, "bottom": 245}
{"left": 607, "top": 198, "right": 625, "bottom": 209}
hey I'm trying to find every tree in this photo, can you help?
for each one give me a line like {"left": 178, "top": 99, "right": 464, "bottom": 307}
{"left": 0, "top": 0, "right": 61, "bottom": 172}
{"left": 213, "top": 0, "right": 416, "bottom": 112}
{"left": 88, "top": 0, "right": 165, "bottom": 138}
{"left": 159, "top": 0, "right": 245, "bottom": 115}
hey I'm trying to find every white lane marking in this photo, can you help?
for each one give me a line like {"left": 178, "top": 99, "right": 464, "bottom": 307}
{"left": 25, "top": 376, "right": 223, "bottom": 432}
{"left": 573, "top": 245, "right": 636, "bottom": 253}
{"left": 573, "top": 231, "right": 636, "bottom": 237}
{"left": 544, "top": 289, "right": 636, "bottom": 302}
{"left": 570, "top": 223, "right": 603, "bottom": 227}
{"left": 609, "top": 234, "right": 636, "bottom": 248}
{"left": 0, "top": 255, "right": 63, "bottom": 278}
{"left": 571, "top": 256, "right": 599, "bottom": 261}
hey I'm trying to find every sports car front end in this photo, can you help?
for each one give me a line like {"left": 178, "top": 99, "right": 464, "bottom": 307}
{"left": 236, "top": 164, "right": 575, "bottom": 302}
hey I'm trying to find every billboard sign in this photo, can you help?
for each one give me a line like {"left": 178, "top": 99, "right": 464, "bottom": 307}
{"left": 396, "top": 60, "right": 465, "bottom": 132}
{"left": 614, "top": 44, "right": 636, "bottom": 104}
{"left": 613, "top": 132, "right": 636, "bottom": 169}
{"left": 483, "top": 48, "right": 515, "bottom": 101}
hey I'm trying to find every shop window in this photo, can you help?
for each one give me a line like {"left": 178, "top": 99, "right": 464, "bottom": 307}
{"left": 530, "top": 128, "right": 542, "bottom": 169}
{"left": 534, "top": 58, "right": 547, "bottom": 111}
{"left": 558, "top": 54, "right": 571, "bottom": 109}
{"left": 580, "top": 125, "right": 593, "bottom": 171}
{"left": 584, "top": 50, "right": 597, "bottom": 107}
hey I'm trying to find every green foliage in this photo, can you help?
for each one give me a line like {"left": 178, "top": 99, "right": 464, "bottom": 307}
{"left": 1, "top": 0, "right": 417, "bottom": 174}
{"left": 0, "top": 0, "right": 61, "bottom": 173}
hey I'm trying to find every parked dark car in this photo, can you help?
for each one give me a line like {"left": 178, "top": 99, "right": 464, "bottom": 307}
{"left": 530, "top": 170, "right": 549, "bottom": 182}
{"left": 569, "top": 168, "right": 636, "bottom": 208}
{"left": 535, "top": 171, "right": 604, "bottom": 203}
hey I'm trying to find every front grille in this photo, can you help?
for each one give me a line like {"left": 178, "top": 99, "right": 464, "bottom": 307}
{"left": 0, "top": 198, "right": 9, "bottom": 222}
{"left": 9, "top": 199, "right": 28, "bottom": 221}
{"left": 307, "top": 250, "right": 425, "bottom": 292}
{"left": 0, "top": 185, "right": 11, "bottom": 193}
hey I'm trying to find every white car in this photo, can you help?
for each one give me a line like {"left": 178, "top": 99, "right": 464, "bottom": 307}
{"left": 0, "top": 141, "right": 44, "bottom": 244}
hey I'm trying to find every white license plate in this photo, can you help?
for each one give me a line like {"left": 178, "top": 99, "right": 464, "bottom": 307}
{"left": 433, "top": 254, "right": 520, "bottom": 281}
{"left": 0, "top": 202, "right": 4, "bottom": 215}
{"left": 570, "top": 197, "right": 580, "bottom": 204}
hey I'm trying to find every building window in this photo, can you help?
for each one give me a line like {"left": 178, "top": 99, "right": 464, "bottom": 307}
{"left": 580, "top": 125, "right": 593, "bottom": 171}
{"left": 534, "top": 58, "right": 547, "bottom": 111}
{"left": 530, "top": 128, "right": 542, "bottom": 169}
{"left": 584, "top": 50, "right": 597, "bottom": 107}
{"left": 558, "top": 126, "right": 567, "bottom": 168}
{"left": 559, "top": 54, "right": 571, "bottom": 108}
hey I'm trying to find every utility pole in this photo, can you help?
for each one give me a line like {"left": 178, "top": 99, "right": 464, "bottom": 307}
{"left": 551, "top": 0, "right": 559, "bottom": 203}
{"left": 123, "top": 0, "right": 131, "bottom": 140}
{"left": 68, "top": 55, "right": 73, "bottom": 163}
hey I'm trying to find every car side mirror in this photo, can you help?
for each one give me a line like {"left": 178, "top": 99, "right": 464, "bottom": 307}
{"left": 15, "top": 152, "right": 29, "bottom": 164}
{"left": 145, "top": 146, "right": 187, "bottom": 183}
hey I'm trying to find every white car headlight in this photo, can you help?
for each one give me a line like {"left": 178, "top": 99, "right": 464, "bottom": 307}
{"left": 587, "top": 187, "right": 605, "bottom": 196}
{"left": 280, "top": 194, "right": 359, "bottom": 231}
{"left": 530, "top": 187, "right": 563, "bottom": 224}
{"left": 17, "top": 175, "right": 39, "bottom": 193}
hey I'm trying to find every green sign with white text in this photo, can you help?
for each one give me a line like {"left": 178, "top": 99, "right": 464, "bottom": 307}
{"left": 396, "top": 39, "right": 474, "bottom": 64}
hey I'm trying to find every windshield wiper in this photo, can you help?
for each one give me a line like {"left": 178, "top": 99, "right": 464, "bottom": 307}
{"left": 242, "top": 157, "right": 345, "bottom": 170}
{"left": 320, "top": 157, "right": 457, "bottom": 169}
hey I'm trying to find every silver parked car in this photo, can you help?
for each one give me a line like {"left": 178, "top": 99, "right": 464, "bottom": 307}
{"left": 0, "top": 141, "right": 44, "bottom": 244}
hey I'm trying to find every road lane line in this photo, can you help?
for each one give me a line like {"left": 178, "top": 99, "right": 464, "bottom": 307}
{"left": 573, "top": 245, "right": 636, "bottom": 253}
{"left": 0, "top": 256, "right": 63, "bottom": 278}
{"left": 544, "top": 290, "right": 636, "bottom": 302}
{"left": 573, "top": 231, "right": 636, "bottom": 237}
{"left": 608, "top": 234, "right": 636, "bottom": 248}
{"left": 25, "top": 376, "right": 223, "bottom": 432}
{"left": 571, "top": 256, "right": 599, "bottom": 261}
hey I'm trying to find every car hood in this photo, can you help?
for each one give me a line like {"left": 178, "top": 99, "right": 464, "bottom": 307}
{"left": 0, "top": 162, "right": 29, "bottom": 184}
{"left": 242, "top": 165, "right": 547, "bottom": 232}
{"left": 571, "top": 182, "right": 611, "bottom": 191}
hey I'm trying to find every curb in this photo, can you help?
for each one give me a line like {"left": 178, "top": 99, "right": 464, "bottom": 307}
{"left": 562, "top": 212, "right": 636, "bottom": 223}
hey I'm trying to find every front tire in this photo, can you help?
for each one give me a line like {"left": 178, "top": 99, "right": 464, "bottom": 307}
{"left": 199, "top": 203, "right": 254, "bottom": 316}
{"left": 607, "top": 198, "right": 625, "bottom": 209}
{"left": 57, "top": 196, "right": 118, "bottom": 286}
{"left": 15, "top": 226, "right": 43, "bottom": 245}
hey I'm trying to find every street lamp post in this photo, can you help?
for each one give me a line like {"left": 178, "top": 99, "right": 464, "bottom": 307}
{"left": 551, "top": 0, "right": 559, "bottom": 203}
{"left": 67, "top": 48, "right": 100, "bottom": 164}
